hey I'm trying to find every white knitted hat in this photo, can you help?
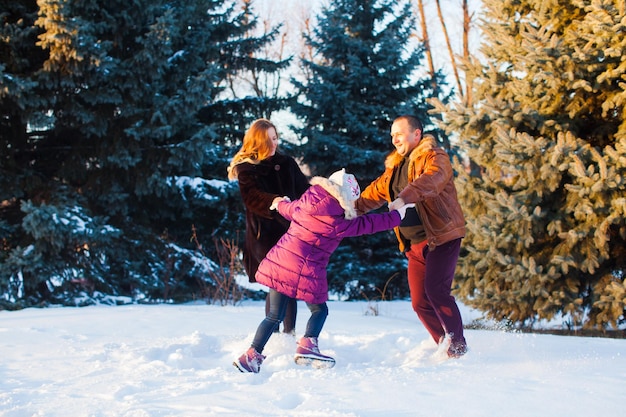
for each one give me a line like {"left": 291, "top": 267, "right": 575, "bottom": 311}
{"left": 328, "top": 168, "right": 361, "bottom": 201}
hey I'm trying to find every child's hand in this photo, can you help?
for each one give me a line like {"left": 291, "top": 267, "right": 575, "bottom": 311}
{"left": 395, "top": 203, "right": 415, "bottom": 220}
{"left": 270, "top": 196, "right": 290, "bottom": 210}
{"left": 388, "top": 197, "right": 405, "bottom": 211}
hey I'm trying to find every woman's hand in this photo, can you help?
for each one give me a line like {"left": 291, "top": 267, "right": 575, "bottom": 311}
{"left": 270, "top": 196, "right": 291, "bottom": 210}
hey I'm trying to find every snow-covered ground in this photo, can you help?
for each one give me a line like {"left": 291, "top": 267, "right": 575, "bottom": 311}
{"left": 1, "top": 300, "right": 623, "bottom": 416}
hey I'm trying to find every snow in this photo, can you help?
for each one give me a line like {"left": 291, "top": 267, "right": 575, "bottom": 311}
{"left": 1, "top": 300, "right": 623, "bottom": 416}
{"left": 172, "top": 176, "right": 228, "bottom": 201}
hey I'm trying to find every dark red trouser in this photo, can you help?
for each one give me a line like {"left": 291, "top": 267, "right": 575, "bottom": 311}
{"left": 405, "top": 238, "right": 465, "bottom": 345}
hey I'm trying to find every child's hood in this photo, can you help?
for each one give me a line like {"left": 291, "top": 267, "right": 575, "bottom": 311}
{"left": 309, "top": 176, "right": 357, "bottom": 219}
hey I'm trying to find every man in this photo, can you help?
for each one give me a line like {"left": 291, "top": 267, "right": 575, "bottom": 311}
{"left": 355, "top": 115, "right": 468, "bottom": 357}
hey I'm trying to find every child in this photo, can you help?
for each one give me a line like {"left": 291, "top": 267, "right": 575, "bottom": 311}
{"left": 234, "top": 168, "right": 413, "bottom": 373}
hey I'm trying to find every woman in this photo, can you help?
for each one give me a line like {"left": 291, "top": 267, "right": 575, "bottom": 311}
{"left": 227, "top": 118, "right": 309, "bottom": 334}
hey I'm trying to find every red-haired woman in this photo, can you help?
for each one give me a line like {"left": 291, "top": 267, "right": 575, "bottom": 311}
{"left": 228, "top": 119, "right": 309, "bottom": 335}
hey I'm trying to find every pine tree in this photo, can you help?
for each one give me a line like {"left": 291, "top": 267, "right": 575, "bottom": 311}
{"left": 292, "top": 0, "right": 447, "bottom": 182}
{"left": 291, "top": 0, "right": 449, "bottom": 299}
{"left": 433, "top": 0, "right": 626, "bottom": 329}
{"left": 0, "top": 0, "right": 289, "bottom": 307}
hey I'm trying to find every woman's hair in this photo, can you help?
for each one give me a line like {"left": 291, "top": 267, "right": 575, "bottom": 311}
{"left": 227, "top": 118, "right": 278, "bottom": 180}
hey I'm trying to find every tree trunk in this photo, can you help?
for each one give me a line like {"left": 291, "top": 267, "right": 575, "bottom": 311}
{"left": 463, "top": 0, "right": 473, "bottom": 105}
{"left": 434, "top": 0, "right": 463, "bottom": 101}
{"left": 416, "top": 0, "right": 437, "bottom": 92}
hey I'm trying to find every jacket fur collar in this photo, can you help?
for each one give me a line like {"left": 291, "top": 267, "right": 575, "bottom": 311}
{"left": 384, "top": 134, "right": 437, "bottom": 169}
{"left": 309, "top": 176, "right": 358, "bottom": 220}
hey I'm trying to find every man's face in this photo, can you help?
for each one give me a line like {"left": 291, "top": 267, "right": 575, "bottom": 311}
{"left": 390, "top": 118, "right": 421, "bottom": 157}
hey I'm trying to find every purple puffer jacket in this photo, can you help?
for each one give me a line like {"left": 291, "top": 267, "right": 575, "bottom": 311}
{"left": 255, "top": 176, "right": 401, "bottom": 304}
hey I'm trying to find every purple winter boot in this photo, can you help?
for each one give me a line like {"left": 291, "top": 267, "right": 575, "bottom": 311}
{"left": 438, "top": 333, "right": 468, "bottom": 359}
{"left": 294, "top": 337, "right": 335, "bottom": 369}
{"left": 448, "top": 339, "right": 468, "bottom": 358}
{"left": 233, "top": 347, "right": 266, "bottom": 373}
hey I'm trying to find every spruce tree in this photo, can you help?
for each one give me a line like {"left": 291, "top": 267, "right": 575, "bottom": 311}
{"left": 0, "top": 0, "right": 289, "bottom": 307}
{"left": 291, "top": 0, "right": 449, "bottom": 299}
{"left": 433, "top": 0, "right": 626, "bottom": 329}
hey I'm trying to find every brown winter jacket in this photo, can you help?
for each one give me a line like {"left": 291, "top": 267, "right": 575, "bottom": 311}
{"left": 354, "top": 135, "right": 465, "bottom": 252}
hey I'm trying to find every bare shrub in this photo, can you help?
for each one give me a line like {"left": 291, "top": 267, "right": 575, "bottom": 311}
{"left": 191, "top": 225, "right": 246, "bottom": 306}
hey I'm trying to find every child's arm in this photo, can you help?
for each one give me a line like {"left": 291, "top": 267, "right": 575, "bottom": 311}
{"left": 275, "top": 198, "right": 299, "bottom": 222}
{"left": 269, "top": 196, "right": 296, "bottom": 221}
{"left": 337, "top": 211, "right": 399, "bottom": 238}
{"left": 337, "top": 204, "right": 414, "bottom": 237}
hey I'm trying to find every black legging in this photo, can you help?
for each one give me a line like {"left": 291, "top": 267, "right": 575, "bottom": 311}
{"left": 253, "top": 289, "right": 328, "bottom": 353}
{"left": 265, "top": 294, "right": 297, "bottom": 333}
